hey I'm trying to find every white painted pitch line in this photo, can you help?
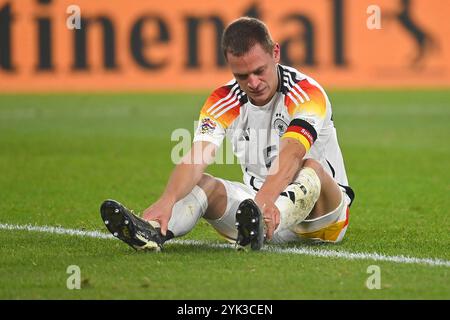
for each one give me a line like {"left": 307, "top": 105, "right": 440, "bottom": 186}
{"left": 1, "top": 223, "right": 449, "bottom": 268}
{"left": 0, "top": 223, "right": 114, "bottom": 240}
{"left": 174, "top": 239, "right": 450, "bottom": 268}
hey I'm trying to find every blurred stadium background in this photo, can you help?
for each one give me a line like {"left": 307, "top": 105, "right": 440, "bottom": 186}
{"left": 0, "top": 0, "right": 449, "bottom": 300}
{"left": 1, "top": 0, "right": 448, "bottom": 91}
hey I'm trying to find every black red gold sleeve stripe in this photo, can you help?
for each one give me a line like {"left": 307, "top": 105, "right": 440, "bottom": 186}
{"left": 281, "top": 119, "right": 317, "bottom": 151}
{"left": 288, "top": 119, "right": 317, "bottom": 141}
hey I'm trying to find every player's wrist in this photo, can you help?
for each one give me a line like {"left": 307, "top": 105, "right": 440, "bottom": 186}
{"left": 159, "top": 193, "right": 177, "bottom": 206}
{"left": 255, "top": 192, "right": 276, "bottom": 207}
{"left": 256, "top": 186, "right": 278, "bottom": 199}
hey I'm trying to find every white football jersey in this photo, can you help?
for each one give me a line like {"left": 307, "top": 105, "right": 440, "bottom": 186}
{"left": 194, "top": 64, "right": 354, "bottom": 205}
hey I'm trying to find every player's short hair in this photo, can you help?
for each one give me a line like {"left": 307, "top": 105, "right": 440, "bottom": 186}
{"left": 222, "top": 17, "right": 274, "bottom": 59}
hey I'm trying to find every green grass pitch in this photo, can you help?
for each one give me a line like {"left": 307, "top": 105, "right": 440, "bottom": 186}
{"left": 0, "top": 90, "right": 449, "bottom": 299}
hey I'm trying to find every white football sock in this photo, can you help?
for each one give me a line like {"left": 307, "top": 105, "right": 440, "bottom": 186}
{"left": 274, "top": 167, "right": 321, "bottom": 233}
{"left": 167, "top": 185, "right": 208, "bottom": 237}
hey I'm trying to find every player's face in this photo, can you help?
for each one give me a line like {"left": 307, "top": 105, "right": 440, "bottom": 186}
{"left": 226, "top": 43, "right": 280, "bottom": 106}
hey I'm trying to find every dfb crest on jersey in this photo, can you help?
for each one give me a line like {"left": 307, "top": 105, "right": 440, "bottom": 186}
{"left": 273, "top": 113, "right": 288, "bottom": 137}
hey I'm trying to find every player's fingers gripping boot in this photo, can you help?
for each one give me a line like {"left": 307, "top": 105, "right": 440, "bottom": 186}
{"left": 235, "top": 199, "right": 265, "bottom": 251}
{"left": 100, "top": 199, "right": 164, "bottom": 251}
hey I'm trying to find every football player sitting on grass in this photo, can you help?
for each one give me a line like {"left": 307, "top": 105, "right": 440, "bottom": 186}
{"left": 101, "top": 17, "right": 354, "bottom": 251}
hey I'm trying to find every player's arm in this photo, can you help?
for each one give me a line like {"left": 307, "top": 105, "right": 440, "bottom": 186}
{"left": 142, "top": 141, "right": 217, "bottom": 235}
{"left": 258, "top": 78, "right": 327, "bottom": 238}
{"left": 145, "top": 82, "right": 235, "bottom": 234}
{"left": 255, "top": 137, "right": 306, "bottom": 239}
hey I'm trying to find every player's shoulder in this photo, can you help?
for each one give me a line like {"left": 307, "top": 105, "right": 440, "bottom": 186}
{"left": 200, "top": 79, "right": 247, "bottom": 128}
{"left": 279, "top": 64, "right": 327, "bottom": 95}
{"left": 278, "top": 64, "right": 329, "bottom": 114}
{"left": 207, "top": 79, "right": 247, "bottom": 103}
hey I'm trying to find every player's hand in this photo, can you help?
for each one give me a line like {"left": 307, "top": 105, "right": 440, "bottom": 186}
{"left": 254, "top": 196, "right": 280, "bottom": 240}
{"left": 142, "top": 197, "right": 175, "bottom": 236}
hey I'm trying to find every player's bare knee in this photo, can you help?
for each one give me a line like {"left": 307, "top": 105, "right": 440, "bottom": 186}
{"left": 197, "top": 173, "right": 216, "bottom": 196}
{"left": 198, "top": 174, "right": 227, "bottom": 220}
{"left": 303, "top": 159, "right": 342, "bottom": 218}
{"left": 302, "top": 158, "right": 325, "bottom": 180}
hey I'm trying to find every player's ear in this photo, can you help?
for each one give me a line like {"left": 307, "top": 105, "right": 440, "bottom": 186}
{"left": 273, "top": 43, "right": 280, "bottom": 63}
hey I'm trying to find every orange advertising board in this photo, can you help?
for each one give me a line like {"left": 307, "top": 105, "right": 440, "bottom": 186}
{"left": 0, "top": 0, "right": 449, "bottom": 92}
